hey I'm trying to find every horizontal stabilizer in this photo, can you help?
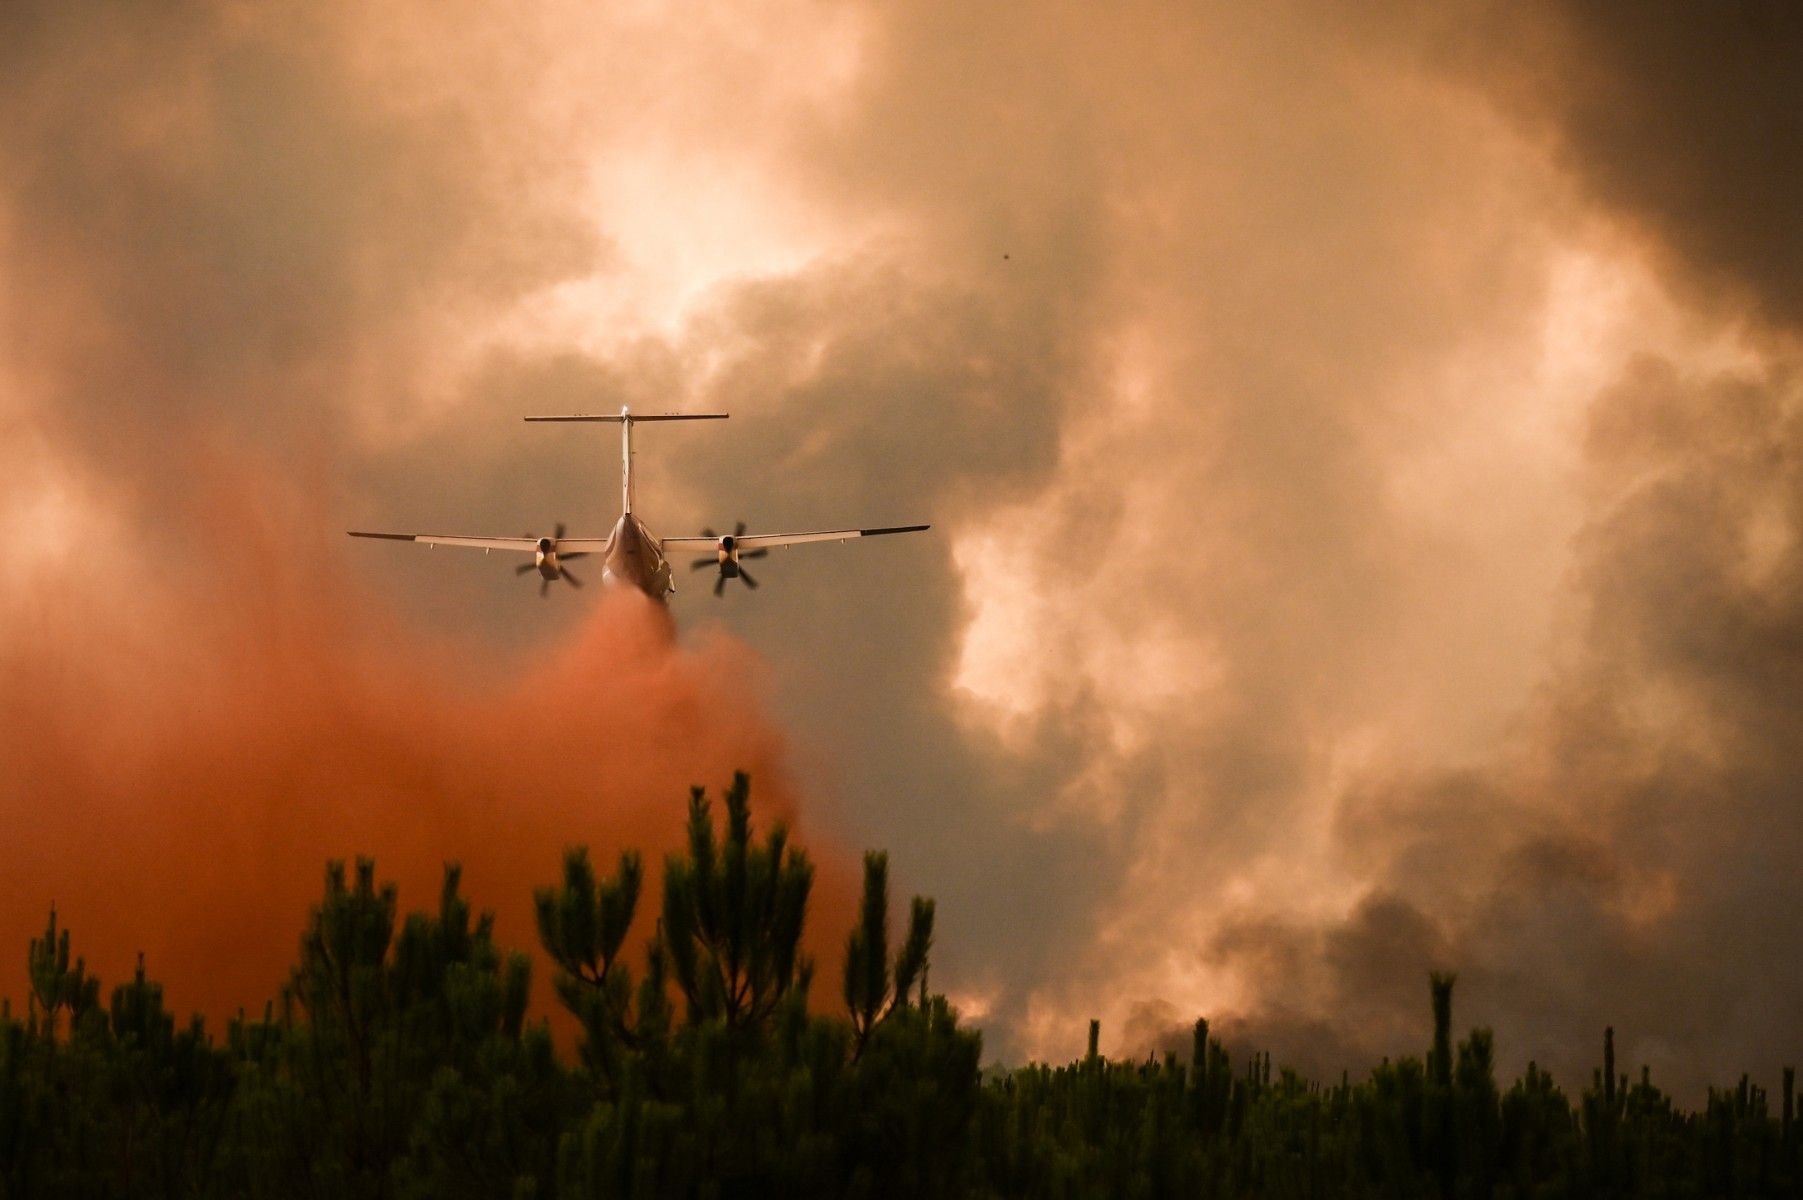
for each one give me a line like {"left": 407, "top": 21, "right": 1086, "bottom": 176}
{"left": 524, "top": 413, "right": 728, "bottom": 422}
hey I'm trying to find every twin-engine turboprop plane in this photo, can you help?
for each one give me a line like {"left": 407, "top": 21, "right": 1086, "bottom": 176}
{"left": 348, "top": 409, "right": 928, "bottom": 601}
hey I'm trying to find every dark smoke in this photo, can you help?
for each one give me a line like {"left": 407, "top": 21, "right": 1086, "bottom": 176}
{"left": 1480, "top": 0, "right": 1803, "bottom": 328}
{"left": 1162, "top": 0, "right": 1803, "bottom": 1097}
{"left": 1200, "top": 354, "right": 1803, "bottom": 1098}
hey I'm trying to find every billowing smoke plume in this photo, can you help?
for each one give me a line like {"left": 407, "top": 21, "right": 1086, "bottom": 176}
{"left": 1136, "top": 1, "right": 1803, "bottom": 1094}
{"left": 1459, "top": 0, "right": 1803, "bottom": 328}
{"left": 1004, "top": 2, "right": 1803, "bottom": 1095}
{"left": 5, "top": 0, "right": 1800, "bottom": 1097}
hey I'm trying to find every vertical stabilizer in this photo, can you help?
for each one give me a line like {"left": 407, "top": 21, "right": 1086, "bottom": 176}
{"left": 621, "top": 408, "right": 635, "bottom": 513}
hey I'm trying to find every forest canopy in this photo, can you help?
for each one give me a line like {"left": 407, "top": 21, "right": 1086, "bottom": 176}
{"left": 0, "top": 773, "right": 1796, "bottom": 1198}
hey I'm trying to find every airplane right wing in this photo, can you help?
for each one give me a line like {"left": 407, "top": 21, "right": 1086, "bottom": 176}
{"left": 661, "top": 525, "right": 930, "bottom": 554}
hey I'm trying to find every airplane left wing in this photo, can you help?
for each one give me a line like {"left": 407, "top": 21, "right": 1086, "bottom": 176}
{"left": 661, "top": 525, "right": 929, "bottom": 554}
{"left": 348, "top": 532, "right": 610, "bottom": 553}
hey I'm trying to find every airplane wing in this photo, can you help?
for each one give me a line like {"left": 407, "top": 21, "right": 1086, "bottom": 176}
{"left": 347, "top": 532, "right": 610, "bottom": 553}
{"left": 661, "top": 525, "right": 930, "bottom": 554}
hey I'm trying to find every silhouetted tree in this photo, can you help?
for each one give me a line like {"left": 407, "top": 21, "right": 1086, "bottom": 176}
{"left": 843, "top": 851, "right": 934, "bottom": 1057}
{"left": 27, "top": 906, "right": 97, "bottom": 1046}
{"left": 661, "top": 772, "right": 813, "bottom": 1034}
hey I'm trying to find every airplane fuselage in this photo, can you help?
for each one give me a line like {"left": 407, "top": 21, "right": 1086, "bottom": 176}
{"left": 601, "top": 512, "right": 673, "bottom": 599}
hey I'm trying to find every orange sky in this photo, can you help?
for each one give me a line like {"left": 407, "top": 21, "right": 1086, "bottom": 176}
{"left": 2, "top": 0, "right": 1799, "bottom": 1097}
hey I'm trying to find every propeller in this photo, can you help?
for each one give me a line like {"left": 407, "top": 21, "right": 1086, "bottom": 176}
{"left": 694, "top": 521, "right": 767, "bottom": 596}
{"left": 710, "top": 567, "right": 759, "bottom": 596}
{"left": 518, "top": 522, "right": 586, "bottom": 597}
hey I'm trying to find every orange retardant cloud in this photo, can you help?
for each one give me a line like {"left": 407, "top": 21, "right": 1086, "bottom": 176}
{"left": 0, "top": 465, "right": 855, "bottom": 1024}
{"left": 0, "top": 0, "right": 867, "bottom": 1028}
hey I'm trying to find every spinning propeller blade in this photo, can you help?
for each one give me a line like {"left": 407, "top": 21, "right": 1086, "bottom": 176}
{"left": 519, "top": 520, "right": 584, "bottom": 594}
{"left": 700, "top": 519, "right": 768, "bottom": 596}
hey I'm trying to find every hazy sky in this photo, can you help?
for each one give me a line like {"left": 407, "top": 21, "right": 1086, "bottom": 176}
{"left": 3, "top": 0, "right": 1799, "bottom": 1097}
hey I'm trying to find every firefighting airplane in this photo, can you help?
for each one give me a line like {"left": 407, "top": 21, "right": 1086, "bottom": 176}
{"left": 348, "top": 409, "right": 929, "bottom": 600}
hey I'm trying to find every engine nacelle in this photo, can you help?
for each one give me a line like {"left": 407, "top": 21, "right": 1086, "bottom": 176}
{"left": 535, "top": 536, "right": 560, "bottom": 578}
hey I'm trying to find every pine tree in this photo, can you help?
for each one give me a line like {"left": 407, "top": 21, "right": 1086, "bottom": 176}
{"left": 105, "top": 954, "right": 234, "bottom": 1195}
{"left": 534, "top": 846, "right": 649, "bottom": 1079}
{"left": 1426, "top": 971, "right": 1457, "bottom": 1199}
{"left": 843, "top": 851, "right": 935, "bottom": 1056}
{"left": 26, "top": 906, "right": 98, "bottom": 1046}
{"left": 1454, "top": 1025, "right": 1499, "bottom": 1200}
{"left": 660, "top": 772, "right": 813, "bottom": 1033}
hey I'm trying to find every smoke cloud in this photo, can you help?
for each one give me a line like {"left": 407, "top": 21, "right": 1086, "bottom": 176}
{"left": 1448, "top": 0, "right": 1803, "bottom": 329}
{"left": 4, "top": 0, "right": 1800, "bottom": 1098}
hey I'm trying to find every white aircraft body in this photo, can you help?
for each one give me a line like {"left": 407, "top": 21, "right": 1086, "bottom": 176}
{"left": 349, "top": 409, "right": 928, "bottom": 600}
